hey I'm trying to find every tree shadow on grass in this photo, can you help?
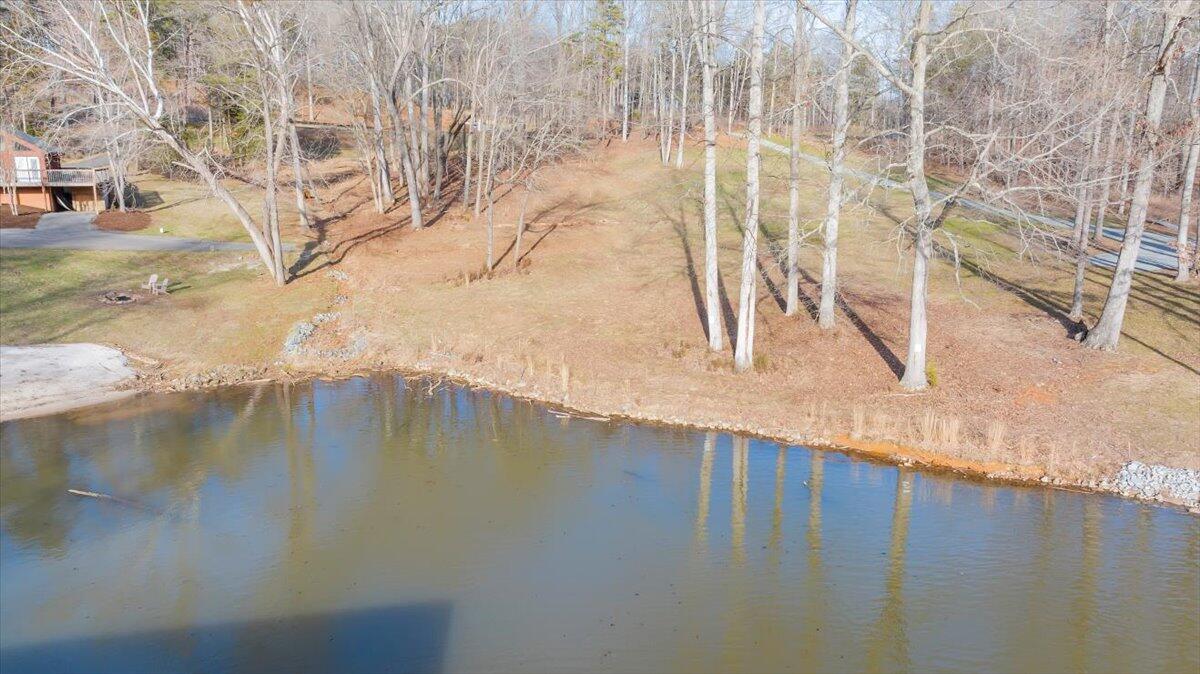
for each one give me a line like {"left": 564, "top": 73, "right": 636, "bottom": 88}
{"left": 288, "top": 195, "right": 456, "bottom": 281}
{"left": 941, "top": 243, "right": 1200, "bottom": 375}
{"left": 759, "top": 225, "right": 818, "bottom": 321}
{"left": 662, "top": 202, "right": 736, "bottom": 349}
{"left": 491, "top": 194, "right": 611, "bottom": 269}
{"left": 757, "top": 220, "right": 905, "bottom": 379}
{"left": 803, "top": 266, "right": 906, "bottom": 379}
{"left": 895, "top": 207, "right": 1200, "bottom": 376}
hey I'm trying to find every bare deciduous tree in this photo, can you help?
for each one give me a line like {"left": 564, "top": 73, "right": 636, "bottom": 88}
{"left": 1086, "top": 0, "right": 1194, "bottom": 350}
{"left": 816, "top": 0, "right": 856, "bottom": 329}
{"left": 733, "top": 0, "right": 764, "bottom": 373}
{"left": 1, "top": 0, "right": 290, "bottom": 284}
{"left": 1176, "top": 53, "right": 1199, "bottom": 282}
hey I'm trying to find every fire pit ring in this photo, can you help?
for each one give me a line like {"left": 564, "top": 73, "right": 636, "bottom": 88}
{"left": 99, "top": 290, "right": 141, "bottom": 305}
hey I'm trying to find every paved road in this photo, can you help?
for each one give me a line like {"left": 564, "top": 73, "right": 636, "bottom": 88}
{"left": 1089, "top": 223, "right": 1179, "bottom": 273}
{"left": 0, "top": 212, "right": 292, "bottom": 252}
{"left": 758, "top": 137, "right": 1184, "bottom": 273}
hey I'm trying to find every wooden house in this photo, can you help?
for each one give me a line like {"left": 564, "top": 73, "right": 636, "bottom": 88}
{"left": 0, "top": 127, "right": 108, "bottom": 212}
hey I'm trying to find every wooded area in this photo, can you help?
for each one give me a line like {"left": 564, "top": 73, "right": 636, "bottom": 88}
{"left": 1, "top": 0, "right": 1196, "bottom": 391}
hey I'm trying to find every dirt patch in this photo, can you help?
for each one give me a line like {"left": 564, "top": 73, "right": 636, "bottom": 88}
{"left": 96, "top": 209, "right": 152, "bottom": 231}
{"left": 0, "top": 205, "right": 45, "bottom": 229}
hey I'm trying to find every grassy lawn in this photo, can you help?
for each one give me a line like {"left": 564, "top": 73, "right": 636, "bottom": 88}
{"left": 131, "top": 175, "right": 310, "bottom": 243}
{"left": 0, "top": 248, "right": 334, "bottom": 368}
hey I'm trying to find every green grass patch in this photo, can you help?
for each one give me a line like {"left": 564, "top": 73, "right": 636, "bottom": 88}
{"left": 133, "top": 175, "right": 306, "bottom": 243}
{"left": 0, "top": 248, "right": 333, "bottom": 365}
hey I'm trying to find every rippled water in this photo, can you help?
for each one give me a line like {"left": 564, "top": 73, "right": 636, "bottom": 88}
{"left": 1, "top": 375, "right": 1197, "bottom": 673}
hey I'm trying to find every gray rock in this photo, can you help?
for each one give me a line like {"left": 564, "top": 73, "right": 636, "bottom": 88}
{"left": 1110, "top": 462, "right": 1200, "bottom": 506}
{"left": 283, "top": 321, "right": 316, "bottom": 356}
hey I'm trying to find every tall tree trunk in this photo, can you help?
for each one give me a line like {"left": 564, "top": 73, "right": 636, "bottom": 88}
{"left": 817, "top": 0, "right": 856, "bottom": 328}
{"left": 664, "top": 46, "right": 677, "bottom": 164}
{"left": 1117, "top": 111, "right": 1135, "bottom": 216}
{"left": 420, "top": 57, "right": 432, "bottom": 197}
{"left": 474, "top": 121, "right": 487, "bottom": 216}
{"left": 262, "top": 93, "right": 288, "bottom": 286}
{"left": 898, "top": 0, "right": 933, "bottom": 391}
{"left": 513, "top": 182, "right": 531, "bottom": 268}
{"left": 1092, "top": 0, "right": 1116, "bottom": 243}
{"left": 734, "top": 0, "right": 764, "bottom": 373}
{"left": 1069, "top": 184, "right": 1092, "bottom": 322}
{"left": 432, "top": 85, "right": 444, "bottom": 202}
{"left": 696, "top": 0, "right": 722, "bottom": 351}
{"left": 1093, "top": 113, "right": 1121, "bottom": 242}
{"left": 675, "top": 38, "right": 691, "bottom": 168}
{"left": 388, "top": 95, "right": 424, "bottom": 230}
{"left": 1086, "top": 0, "right": 1193, "bottom": 349}
{"left": 369, "top": 79, "right": 394, "bottom": 208}
{"left": 1070, "top": 122, "right": 1101, "bottom": 321}
{"left": 156, "top": 127, "right": 283, "bottom": 283}
{"left": 1176, "top": 55, "right": 1199, "bottom": 282}
{"left": 726, "top": 53, "right": 739, "bottom": 131}
{"left": 106, "top": 147, "right": 126, "bottom": 211}
{"left": 405, "top": 74, "right": 425, "bottom": 198}
{"left": 305, "top": 57, "right": 315, "bottom": 120}
{"left": 288, "top": 123, "right": 310, "bottom": 230}
{"left": 486, "top": 189, "right": 496, "bottom": 271}
{"left": 786, "top": 1, "right": 805, "bottom": 317}
{"left": 463, "top": 123, "right": 473, "bottom": 206}
{"left": 621, "top": 1, "right": 631, "bottom": 142}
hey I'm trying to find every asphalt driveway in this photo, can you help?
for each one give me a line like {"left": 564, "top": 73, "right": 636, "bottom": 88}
{"left": 0, "top": 212, "right": 292, "bottom": 252}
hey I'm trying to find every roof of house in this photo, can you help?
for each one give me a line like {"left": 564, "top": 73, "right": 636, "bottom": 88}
{"left": 62, "top": 154, "right": 110, "bottom": 169}
{"left": 3, "top": 127, "right": 63, "bottom": 154}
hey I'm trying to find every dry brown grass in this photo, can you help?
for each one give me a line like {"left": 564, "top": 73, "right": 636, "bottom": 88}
{"left": 7, "top": 134, "right": 1193, "bottom": 483}
{"left": 289, "top": 135, "right": 1198, "bottom": 480}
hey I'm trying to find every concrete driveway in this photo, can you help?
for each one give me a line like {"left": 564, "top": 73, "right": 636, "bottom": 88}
{"left": 0, "top": 211, "right": 292, "bottom": 252}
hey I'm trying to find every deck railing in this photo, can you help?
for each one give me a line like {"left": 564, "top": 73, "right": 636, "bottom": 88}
{"left": 2, "top": 167, "right": 110, "bottom": 187}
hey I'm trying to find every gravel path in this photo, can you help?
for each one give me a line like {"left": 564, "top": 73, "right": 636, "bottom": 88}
{"left": 0, "top": 212, "right": 294, "bottom": 252}
{"left": 757, "top": 137, "right": 1184, "bottom": 273}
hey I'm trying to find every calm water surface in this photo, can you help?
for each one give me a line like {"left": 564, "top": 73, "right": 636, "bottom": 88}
{"left": 1, "top": 376, "right": 1197, "bottom": 674}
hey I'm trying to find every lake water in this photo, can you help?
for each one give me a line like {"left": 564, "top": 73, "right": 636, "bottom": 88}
{"left": 1, "top": 375, "right": 1197, "bottom": 673}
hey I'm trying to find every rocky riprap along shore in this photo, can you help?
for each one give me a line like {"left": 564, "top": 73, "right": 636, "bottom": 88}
{"left": 1101, "top": 462, "right": 1200, "bottom": 509}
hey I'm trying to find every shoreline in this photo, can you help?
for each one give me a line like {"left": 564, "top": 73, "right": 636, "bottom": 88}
{"left": 376, "top": 361, "right": 1199, "bottom": 512}
{"left": 10, "top": 344, "right": 1188, "bottom": 513}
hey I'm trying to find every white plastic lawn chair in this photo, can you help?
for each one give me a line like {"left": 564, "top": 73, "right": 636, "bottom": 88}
{"left": 140, "top": 274, "right": 170, "bottom": 295}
